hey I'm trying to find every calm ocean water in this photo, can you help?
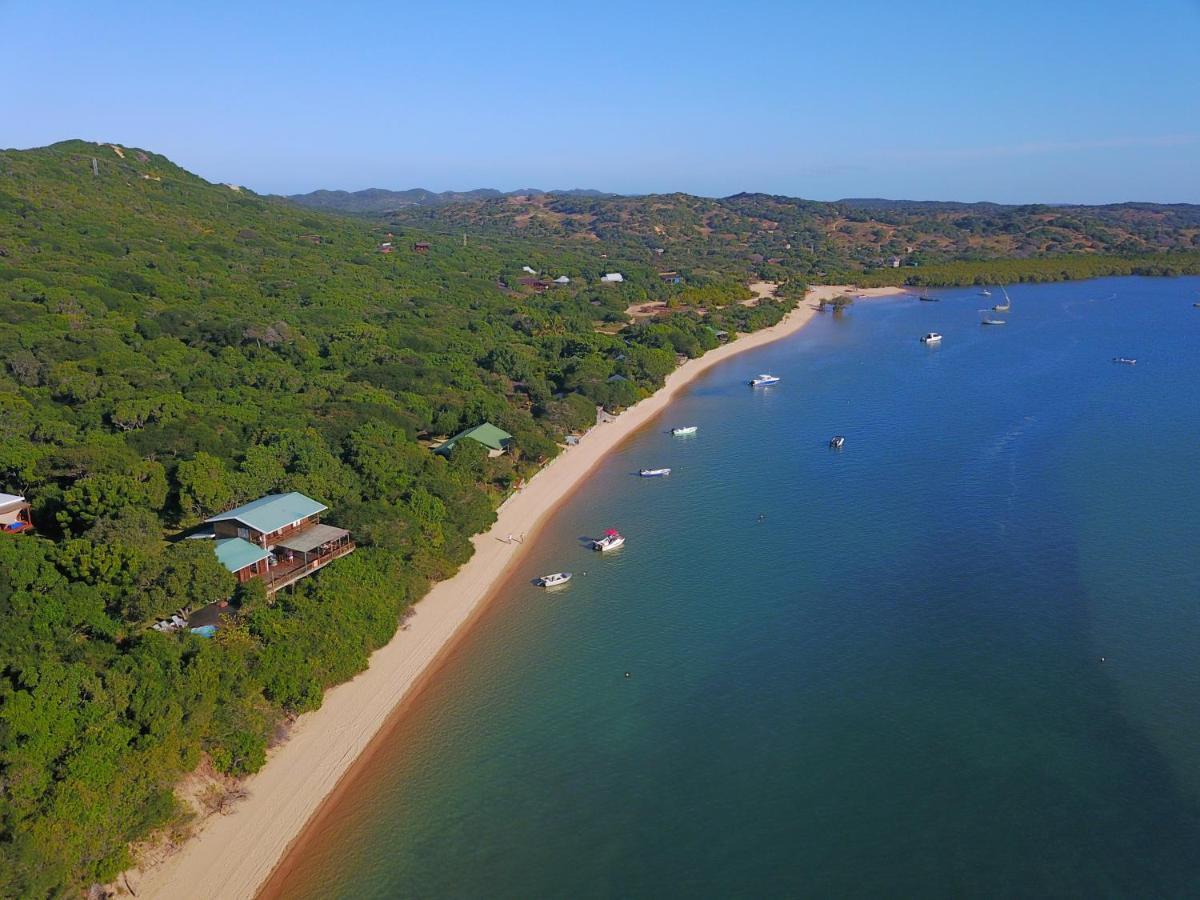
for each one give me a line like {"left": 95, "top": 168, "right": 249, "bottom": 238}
{"left": 274, "top": 277, "right": 1200, "bottom": 898}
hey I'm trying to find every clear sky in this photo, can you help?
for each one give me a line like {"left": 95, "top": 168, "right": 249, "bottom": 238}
{"left": 4, "top": 0, "right": 1198, "bottom": 202}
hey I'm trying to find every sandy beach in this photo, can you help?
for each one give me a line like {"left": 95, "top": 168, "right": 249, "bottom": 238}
{"left": 121, "top": 284, "right": 904, "bottom": 900}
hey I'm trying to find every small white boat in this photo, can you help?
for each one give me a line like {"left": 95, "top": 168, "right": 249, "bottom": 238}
{"left": 749, "top": 374, "right": 781, "bottom": 386}
{"left": 671, "top": 425, "right": 698, "bottom": 436}
{"left": 981, "top": 318, "right": 1006, "bottom": 326}
{"left": 993, "top": 286, "right": 1012, "bottom": 312}
{"left": 980, "top": 288, "right": 992, "bottom": 297}
{"left": 591, "top": 529, "right": 625, "bottom": 552}
{"left": 639, "top": 468, "right": 671, "bottom": 477}
{"left": 829, "top": 435, "right": 845, "bottom": 449}
{"left": 1112, "top": 357, "right": 1137, "bottom": 365}
{"left": 920, "top": 332, "right": 943, "bottom": 343}
{"left": 537, "top": 572, "right": 572, "bottom": 587}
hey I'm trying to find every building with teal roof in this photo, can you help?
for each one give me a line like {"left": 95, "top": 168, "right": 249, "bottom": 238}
{"left": 434, "top": 422, "right": 514, "bottom": 457}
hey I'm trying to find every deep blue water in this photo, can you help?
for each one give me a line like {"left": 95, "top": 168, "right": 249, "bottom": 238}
{"left": 274, "top": 277, "right": 1200, "bottom": 898}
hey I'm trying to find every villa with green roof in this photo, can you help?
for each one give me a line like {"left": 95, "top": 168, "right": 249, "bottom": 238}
{"left": 205, "top": 491, "right": 354, "bottom": 593}
{"left": 434, "top": 422, "right": 514, "bottom": 457}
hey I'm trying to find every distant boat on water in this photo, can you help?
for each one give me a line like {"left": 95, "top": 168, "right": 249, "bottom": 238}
{"left": 993, "top": 286, "right": 1012, "bottom": 312}
{"left": 749, "top": 374, "right": 781, "bottom": 386}
{"left": 639, "top": 468, "right": 671, "bottom": 477}
{"left": 536, "top": 572, "right": 572, "bottom": 587}
{"left": 918, "top": 292, "right": 939, "bottom": 302}
{"left": 591, "top": 529, "right": 625, "bottom": 552}
{"left": 981, "top": 318, "right": 1006, "bottom": 326}
{"left": 1112, "top": 357, "right": 1137, "bottom": 365}
{"left": 921, "top": 332, "right": 943, "bottom": 343}
{"left": 829, "top": 435, "right": 845, "bottom": 449}
{"left": 671, "top": 425, "right": 697, "bottom": 436}
{"left": 980, "top": 288, "right": 992, "bottom": 297}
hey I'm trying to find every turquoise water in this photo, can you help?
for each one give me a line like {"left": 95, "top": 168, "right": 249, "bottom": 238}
{"left": 275, "top": 277, "right": 1200, "bottom": 898}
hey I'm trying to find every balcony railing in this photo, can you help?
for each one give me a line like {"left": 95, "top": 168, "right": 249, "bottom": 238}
{"left": 261, "top": 540, "right": 355, "bottom": 594}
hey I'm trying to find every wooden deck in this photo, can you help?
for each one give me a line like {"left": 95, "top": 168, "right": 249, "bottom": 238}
{"left": 263, "top": 541, "right": 356, "bottom": 594}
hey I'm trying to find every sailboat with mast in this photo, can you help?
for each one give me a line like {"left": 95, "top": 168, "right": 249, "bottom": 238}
{"left": 993, "top": 286, "right": 1012, "bottom": 312}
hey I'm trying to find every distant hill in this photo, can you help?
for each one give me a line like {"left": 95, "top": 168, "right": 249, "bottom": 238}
{"left": 288, "top": 186, "right": 622, "bottom": 214}
{"left": 335, "top": 189, "right": 1200, "bottom": 281}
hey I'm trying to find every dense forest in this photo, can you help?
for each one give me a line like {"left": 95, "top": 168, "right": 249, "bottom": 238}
{"left": 0, "top": 140, "right": 783, "bottom": 896}
{"left": 294, "top": 188, "right": 1200, "bottom": 286}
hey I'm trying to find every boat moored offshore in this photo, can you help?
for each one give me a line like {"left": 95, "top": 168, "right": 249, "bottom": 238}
{"left": 639, "top": 468, "right": 671, "bottom": 477}
{"left": 591, "top": 529, "right": 626, "bottom": 552}
{"left": 536, "top": 572, "right": 572, "bottom": 587}
{"left": 1112, "top": 357, "right": 1137, "bottom": 365}
{"left": 981, "top": 318, "right": 1006, "bottom": 326}
{"left": 671, "top": 425, "right": 698, "bottom": 436}
{"left": 749, "top": 374, "right": 781, "bottom": 386}
{"left": 829, "top": 435, "right": 845, "bottom": 449}
{"left": 921, "top": 332, "right": 943, "bottom": 343}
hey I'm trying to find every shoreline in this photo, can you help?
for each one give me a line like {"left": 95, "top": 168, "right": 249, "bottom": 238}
{"left": 121, "top": 284, "right": 904, "bottom": 900}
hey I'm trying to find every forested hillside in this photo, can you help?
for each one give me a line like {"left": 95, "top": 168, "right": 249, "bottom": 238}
{"left": 290, "top": 186, "right": 619, "bottom": 214}
{"left": 313, "top": 189, "right": 1200, "bottom": 285}
{"left": 0, "top": 140, "right": 785, "bottom": 896}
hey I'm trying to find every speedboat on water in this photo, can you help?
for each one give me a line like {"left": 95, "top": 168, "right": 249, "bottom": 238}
{"left": 981, "top": 318, "right": 1006, "bottom": 326}
{"left": 1112, "top": 357, "right": 1137, "bottom": 365}
{"left": 671, "top": 425, "right": 698, "bottom": 436}
{"left": 829, "top": 435, "right": 845, "bottom": 449}
{"left": 591, "top": 529, "right": 625, "bottom": 552}
{"left": 749, "top": 374, "right": 781, "bottom": 386}
{"left": 980, "top": 288, "right": 992, "bottom": 297}
{"left": 537, "top": 572, "right": 572, "bottom": 587}
{"left": 921, "top": 332, "right": 943, "bottom": 343}
{"left": 918, "top": 292, "right": 939, "bottom": 302}
{"left": 639, "top": 467, "right": 671, "bottom": 477}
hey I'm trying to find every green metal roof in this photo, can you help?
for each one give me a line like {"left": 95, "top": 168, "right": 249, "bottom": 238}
{"left": 206, "top": 492, "right": 327, "bottom": 534}
{"left": 435, "top": 422, "right": 514, "bottom": 454}
{"left": 213, "top": 537, "right": 271, "bottom": 573}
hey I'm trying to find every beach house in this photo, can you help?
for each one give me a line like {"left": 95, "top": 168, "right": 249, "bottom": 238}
{"left": 434, "top": 422, "right": 514, "bottom": 458}
{"left": 205, "top": 492, "right": 354, "bottom": 593}
{"left": 0, "top": 493, "right": 32, "bottom": 534}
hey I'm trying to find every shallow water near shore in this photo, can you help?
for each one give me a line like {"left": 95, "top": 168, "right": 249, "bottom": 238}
{"left": 270, "top": 277, "right": 1200, "bottom": 898}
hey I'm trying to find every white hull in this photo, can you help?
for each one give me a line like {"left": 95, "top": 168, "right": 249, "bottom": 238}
{"left": 537, "top": 572, "right": 572, "bottom": 587}
{"left": 749, "top": 374, "right": 780, "bottom": 386}
{"left": 639, "top": 468, "right": 671, "bottom": 477}
{"left": 671, "top": 426, "right": 698, "bottom": 436}
{"left": 592, "top": 535, "right": 625, "bottom": 552}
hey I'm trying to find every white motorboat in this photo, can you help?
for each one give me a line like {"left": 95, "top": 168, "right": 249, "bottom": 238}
{"left": 993, "top": 286, "right": 1012, "bottom": 312}
{"left": 1112, "top": 357, "right": 1136, "bottom": 365}
{"left": 639, "top": 468, "right": 671, "bottom": 477}
{"left": 921, "top": 332, "right": 943, "bottom": 343}
{"left": 591, "top": 529, "right": 625, "bottom": 552}
{"left": 981, "top": 318, "right": 1006, "bottom": 326}
{"left": 671, "top": 425, "right": 698, "bottom": 436}
{"left": 749, "top": 374, "right": 781, "bottom": 386}
{"left": 537, "top": 572, "right": 572, "bottom": 587}
{"left": 829, "top": 435, "right": 845, "bottom": 449}
{"left": 980, "top": 288, "right": 992, "bottom": 297}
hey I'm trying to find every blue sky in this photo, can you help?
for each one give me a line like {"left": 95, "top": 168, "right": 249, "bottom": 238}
{"left": 4, "top": 0, "right": 1198, "bottom": 201}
